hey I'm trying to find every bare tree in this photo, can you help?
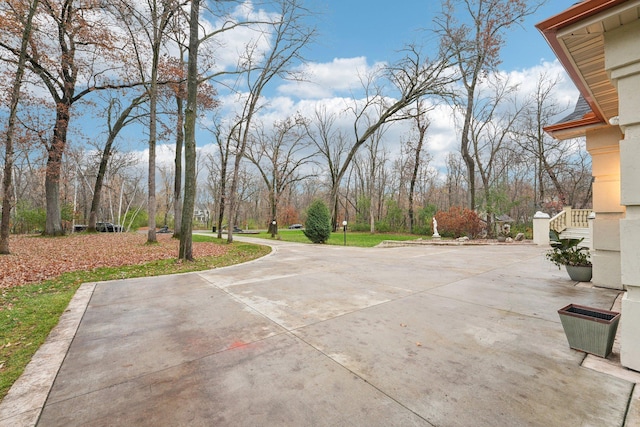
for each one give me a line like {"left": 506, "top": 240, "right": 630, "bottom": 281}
{"left": 302, "top": 106, "right": 348, "bottom": 228}
{"left": 515, "top": 72, "right": 573, "bottom": 208}
{"left": 165, "top": 40, "right": 187, "bottom": 240}
{"left": 158, "top": 163, "right": 174, "bottom": 228}
{"left": 87, "top": 94, "right": 147, "bottom": 232}
{"left": 162, "top": 34, "right": 218, "bottom": 240}
{"left": 1, "top": 0, "right": 39, "bottom": 253}
{"left": 445, "top": 152, "right": 467, "bottom": 209}
{"left": 224, "top": 0, "right": 316, "bottom": 243}
{"left": 362, "top": 124, "right": 388, "bottom": 233}
{"left": 244, "top": 116, "right": 315, "bottom": 236}
{"left": 0, "top": 0, "right": 138, "bottom": 235}
{"left": 210, "top": 119, "right": 232, "bottom": 239}
{"left": 321, "top": 46, "right": 456, "bottom": 229}
{"left": 469, "top": 75, "right": 525, "bottom": 234}
{"left": 406, "top": 100, "right": 431, "bottom": 233}
{"left": 435, "top": 0, "right": 543, "bottom": 210}
{"left": 178, "top": 0, "right": 200, "bottom": 260}
{"left": 112, "top": 0, "right": 186, "bottom": 243}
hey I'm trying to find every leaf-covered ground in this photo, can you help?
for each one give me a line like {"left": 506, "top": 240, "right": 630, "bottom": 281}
{"left": 0, "top": 233, "right": 228, "bottom": 289}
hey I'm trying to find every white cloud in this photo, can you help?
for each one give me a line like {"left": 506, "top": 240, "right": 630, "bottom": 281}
{"left": 277, "top": 57, "right": 387, "bottom": 99}
{"left": 247, "top": 58, "right": 579, "bottom": 176}
{"left": 503, "top": 60, "right": 579, "bottom": 111}
{"left": 127, "top": 57, "right": 581, "bottom": 187}
{"left": 199, "top": 1, "right": 281, "bottom": 74}
{"left": 130, "top": 143, "right": 177, "bottom": 168}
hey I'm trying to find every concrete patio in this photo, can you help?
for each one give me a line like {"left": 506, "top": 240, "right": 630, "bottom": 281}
{"left": 1, "top": 238, "right": 639, "bottom": 426}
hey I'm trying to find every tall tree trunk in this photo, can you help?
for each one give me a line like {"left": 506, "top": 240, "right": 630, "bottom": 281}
{"left": 331, "top": 185, "right": 339, "bottom": 232}
{"left": 146, "top": 3, "right": 161, "bottom": 244}
{"left": 1, "top": 0, "right": 39, "bottom": 254}
{"left": 369, "top": 169, "right": 375, "bottom": 234}
{"left": 173, "top": 95, "right": 184, "bottom": 239}
{"left": 216, "top": 175, "right": 226, "bottom": 239}
{"left": 407, "top": 182, "right": 416, "bottom": 233}
{"left": 226, "top": 154, "right": 243, "bottom": 244}
{"left": 537, "top": 153, "right": 544, "bottom": 209}
{"left": 408, "top": 110, "right": 427, "bottom": 234}
{"left": 45, "top": 104, "right": 70, "bottom": 236}
{"left": 461, "top": 89, "right": 476, "bottom": 211}
{"left": 542, "top": 157, "right": 566, "bottom": 206}
{"left": 89, "top": 97, "right": 143, "bottom": 232}
{"left": 88, "top": 142, "right": 111, "bottom": 232}
{"left": 482, "top": 179, "right": 494, "bottom": 237}
{"left": 268, "top": 186, "right": 277, "bottom": 237}
{"left": 179, "top": 0, "right": 200, "bottom": 260}
{"left": 216, "top": 135, "right": 229, "bottom": 239}
{"left": 148, "top": 92, "right": 157, "bottom": 243}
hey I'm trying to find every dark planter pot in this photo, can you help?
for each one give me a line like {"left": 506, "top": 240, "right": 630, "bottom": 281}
{"left": 558, "top": 304, "right": 620, "bottom": 358}
{"left": 565, "top": 265, "right": 592, "bottom": 282}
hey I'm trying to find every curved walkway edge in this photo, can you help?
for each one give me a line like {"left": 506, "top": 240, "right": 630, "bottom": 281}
{"left": 1, "top": 238, "right": 639, "bottom": 426}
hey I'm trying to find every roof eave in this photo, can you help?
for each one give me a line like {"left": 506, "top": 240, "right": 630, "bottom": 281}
{"left": 543, "top": 115, "right": 607, "bottom": 140}
{"left": 535, "top": 0, "right": 629, "bottom": 125}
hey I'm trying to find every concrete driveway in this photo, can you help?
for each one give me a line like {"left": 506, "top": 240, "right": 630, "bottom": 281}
{"left": 2, "top": 238, "right": 638, "bottom": 426}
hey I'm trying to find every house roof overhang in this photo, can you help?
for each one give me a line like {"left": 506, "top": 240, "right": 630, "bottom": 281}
{"left": 536, "top": 0, "right": 640, "bottom": 139}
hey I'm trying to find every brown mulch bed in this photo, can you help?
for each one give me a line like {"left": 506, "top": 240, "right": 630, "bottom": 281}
{"left": 0, "top": 233, "right": 228, "bottom": 289}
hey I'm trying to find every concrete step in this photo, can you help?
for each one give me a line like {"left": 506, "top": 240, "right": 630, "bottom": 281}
{"left": 560, "top": 227, "right": 590, "bottom": 248}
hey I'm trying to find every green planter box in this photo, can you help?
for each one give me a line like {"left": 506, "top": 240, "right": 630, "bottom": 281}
{"left": 558, "top": 304, "right": 620, "bottom": 358}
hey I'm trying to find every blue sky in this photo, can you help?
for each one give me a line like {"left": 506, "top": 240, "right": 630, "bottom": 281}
{"left": 137, "top": 1, "right": 584, "bottom": 173}
{"left": 311, "top": 0, "right": 578, "bottom": 72}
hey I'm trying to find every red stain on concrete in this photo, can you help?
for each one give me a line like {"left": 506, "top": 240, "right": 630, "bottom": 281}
{"left": 228, "top": 340, "right": 248, "bottom": 350}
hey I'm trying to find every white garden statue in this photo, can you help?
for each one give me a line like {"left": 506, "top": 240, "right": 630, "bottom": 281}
{"left": 432, "top": 217, "right": 440, "bottom": 238}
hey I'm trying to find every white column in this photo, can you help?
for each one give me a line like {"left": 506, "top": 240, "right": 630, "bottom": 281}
{"left": 585, "top": 126, "right": 623, "bottom": 290}
{"left": 532, "top": 211, "right": 550, "bottom": 246}
{"left": 605, "top": 19, "right": 640, "bottom": 371}
{"left": 588, "top": 212, "right": 595, "bottom": 251}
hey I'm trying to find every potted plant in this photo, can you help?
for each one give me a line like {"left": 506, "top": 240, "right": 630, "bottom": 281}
{"left": 558, "top": 304, "right": 620, "bottom": 358}
{"left": 546, "top": 230, "right": 592, "bottom": 281}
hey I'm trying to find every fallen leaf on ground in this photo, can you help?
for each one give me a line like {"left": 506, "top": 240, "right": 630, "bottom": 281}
{"left": 1, "top": 233, "right": 228, "bottom": 289}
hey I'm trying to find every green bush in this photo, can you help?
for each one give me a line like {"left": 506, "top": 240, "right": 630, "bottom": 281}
{"left": 546, "top": 229, "right": 591, "bottom": 268}
{"left": 122, "top": 209, "right": 148, "bottom": 231}
{"left": 416, "top": 205, "right": 437, "bottom": 235}
{"left": 13, "top": 201, "right": 46, "bottom": 234}
{"left": 349, "top": 222, "right": 371, "bottom": 232}
{"left": 510, "top": 222, "right": 532, "bottom": 239}
{"left": 383, "top": 199, "right": 405, "bottom": 232}
{"left": 374, "top": 220, "right": 391, "bottom": 233}
{"left": 303, "top": 200, "right": 332, "bottom": 243}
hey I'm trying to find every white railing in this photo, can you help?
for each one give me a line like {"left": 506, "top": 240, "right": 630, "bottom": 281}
{"left": 549, "top": 207, "right": 591, "bottom": 232}
{"left": 549, "top": 210, "right": 567, "bottom": 232}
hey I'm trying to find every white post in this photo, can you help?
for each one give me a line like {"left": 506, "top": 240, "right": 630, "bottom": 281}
{"left": 588, "top": 211, "right": 595, "bottom": 250}
{"left": 533, "top": 211, "right": 550, "bottom": 245}
{"left": 563, "top": 206, "right": 572, "bottom": 227}
{"left": 606, "top": 19, "right": 640, "bottom": 371}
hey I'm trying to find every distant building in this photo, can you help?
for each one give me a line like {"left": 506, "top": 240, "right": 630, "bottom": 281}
{"left": 193, "top": 208, "right": 210, "bottom": 223}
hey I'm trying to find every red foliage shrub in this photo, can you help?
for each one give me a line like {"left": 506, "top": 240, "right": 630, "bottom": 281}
{"left": 434, "top": 206, "right": 484, "bottom": 239}
{"left": 280, "top": 205, "right": 300, "bottom": 226}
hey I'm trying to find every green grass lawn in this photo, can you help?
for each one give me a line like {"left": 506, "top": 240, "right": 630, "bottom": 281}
{"left": 247, "top": 229, "right": 425, "bottom": 247}
{"left": 0, "top": 235, "right": 270, "bottom": 402}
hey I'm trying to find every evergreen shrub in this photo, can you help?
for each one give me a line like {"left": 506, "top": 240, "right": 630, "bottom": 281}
{"left": 303, "top": 200, "right": 331, "bottom": 243}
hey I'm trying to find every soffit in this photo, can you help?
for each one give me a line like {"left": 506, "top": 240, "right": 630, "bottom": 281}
{"left": 555, "top": 1, "right": 640, "bottom": 122}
